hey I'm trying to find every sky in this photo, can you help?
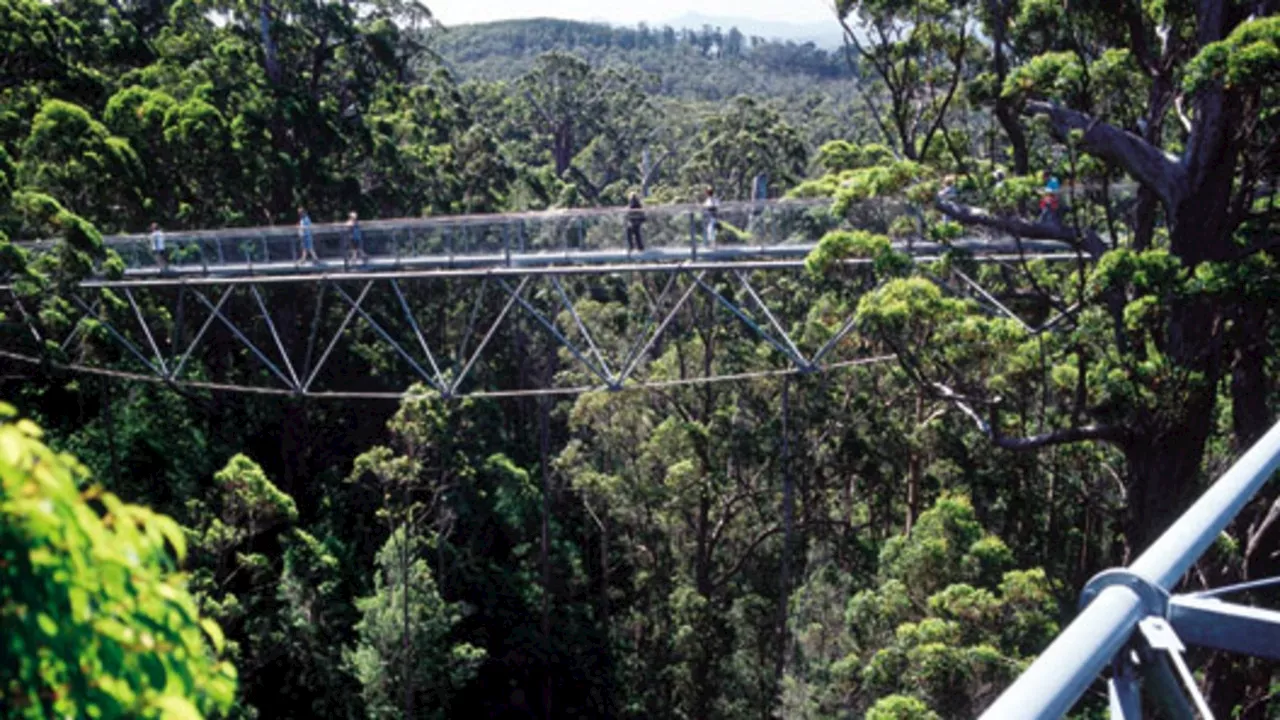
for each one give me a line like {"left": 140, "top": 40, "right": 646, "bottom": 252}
{"left": 429, "top": 0, "right": 835, "bottom": 27}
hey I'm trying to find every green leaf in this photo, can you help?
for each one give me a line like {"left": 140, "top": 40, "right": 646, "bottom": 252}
{"left": 150, "top": 513, "right": 188, "bottom": 562}
{"left": 150, "top": 694, "right": 202, "bottom": 720}
{"left": 37, "top": 612, "right": 58, "bottom": 636}
{"left": 200, "top": 618, "right": 225, "bottom": 654}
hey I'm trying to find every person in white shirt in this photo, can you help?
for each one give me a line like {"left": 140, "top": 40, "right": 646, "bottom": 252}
{"left": 150, "top": 222, "right": 167, "bottom": 271}
{"left": 702, "top": 186, "right": 719, "bottom": 247}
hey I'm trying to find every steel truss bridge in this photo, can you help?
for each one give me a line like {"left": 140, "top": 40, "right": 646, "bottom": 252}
{"left": 1, "top": 198, "right": 1081, "bottom": 399}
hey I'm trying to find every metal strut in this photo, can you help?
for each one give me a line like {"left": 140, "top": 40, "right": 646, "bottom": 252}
{"left": 497, "top": 278, "right": 612, "bottom": 387}
{"left": 249, "top": 284, "right": 301, "bottom": 388}
{"left": 330, "top": 282, "right": 440, "bottom": 392}
{"left": 190, "top": 287, "right": 296, "bottom": 390}
{"left": 303, "top": 280, "right": 372, "bottom": 392}
{"left": 981, "top": 418, "right": 1280, "bottom": 720}
{"left": 694, "top": 275, "right": 808, "bottom": 370}
{"left": 172, "top": 284, "right": 235, "bottom": 380}
{"left": 551, "top": 276, "right": 615, "bottom": 385}
{"left": 70, "top": 294, "right": 164, "bottom": 377}
{"left": 617, "top": 271, "right": 704, "bottom": 385}
{"left": 449, "top": 276, "right": 528, "bottom": 396}
{"left": 733, "top": 270, "right": 809, "bottom": 370}
{"left": 391, "top": 279, "right": 445, "bottom": 389}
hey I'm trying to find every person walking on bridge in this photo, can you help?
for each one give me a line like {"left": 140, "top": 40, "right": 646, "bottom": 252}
{"left": 149, "top": 222, "right": 168, "bottom": 271}
{"left": 297, "top": 207, "right": 318, "bottom": 263}
{"left": 1037, "top": 176, "right": 1062, "bottom": 226}
{"left": 702, "top": 186, "right": 719, "bottom": 247}
{"left": 345, "top": 211, "right": 365, "bottom": 268}
{"left": 625, "top": 193, "right": 646, "bottom": 252}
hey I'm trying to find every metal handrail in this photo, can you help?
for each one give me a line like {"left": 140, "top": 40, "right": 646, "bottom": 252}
{"left": 979, "top": 419, "right": 1280, "bottom": 719}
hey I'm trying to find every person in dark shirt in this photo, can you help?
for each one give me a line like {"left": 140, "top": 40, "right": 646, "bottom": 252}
{"left": 346, "top": 211, "right": 365, "bottom": 267}
{"left": 625, "top": 192, "right": 646, "bottom": 251}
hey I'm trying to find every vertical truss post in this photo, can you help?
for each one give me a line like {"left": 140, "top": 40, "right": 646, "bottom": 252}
{"left": 689, "top": 213, "right": 698, "bottom": 260}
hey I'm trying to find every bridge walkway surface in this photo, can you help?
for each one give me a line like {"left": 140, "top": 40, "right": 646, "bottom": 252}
{"left": 14, "top": 198, "right": 1078, "bottom": 283}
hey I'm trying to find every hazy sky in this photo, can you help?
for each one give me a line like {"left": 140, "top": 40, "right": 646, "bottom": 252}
{"left": 430, "top": 0, "right": 835, "bottom": 26}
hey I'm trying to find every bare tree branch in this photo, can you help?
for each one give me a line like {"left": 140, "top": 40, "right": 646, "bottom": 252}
{"left": 916, "top": 24, "right": 967, "bottom": 162}
{"left": 933, "top": 196, "right": 1108, "bottom": 259}
{"left": 838, "top": 16, "right": 900, "bottom": 157}
{"left": 930, "top": 382, "right": 1129, "bottom": 451}
{"left": 988, "top": 421, "right": 1129, "bottom": 451}
{"left": 1121, "top": 0, "right": 1158, "bottom": 76}
{"left": 1024, "top": 100, "right": 1188, "bottom": 209}
{"left": 1246, "top": 495, "right": 1280, "bottom": 577}
{"left": 711, "top": 519, "right": 870, "bottom": 591}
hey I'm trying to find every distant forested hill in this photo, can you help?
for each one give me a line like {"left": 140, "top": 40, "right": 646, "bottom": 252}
{"left": 428, "top": 18, "right": 856, "bottom": 102}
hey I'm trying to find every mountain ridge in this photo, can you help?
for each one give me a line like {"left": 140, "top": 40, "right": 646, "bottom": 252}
{"left": 658, "top": 12, "right": 841, "bottom": 48}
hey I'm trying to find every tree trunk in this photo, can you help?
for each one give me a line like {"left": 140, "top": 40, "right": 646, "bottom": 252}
{"left": 905, "top": 392, "right": 923, "bottom": 534}
{"left": 258, "top": 0, "right": 281, "bottom": 86}
{"left": 402, "top": 506, "right": 414, "bottom": 720}
{"left": 554, "top": 122, "right": 573, "bottom": 178}
{"left": 986, "top": 1, "right": 1027, "bottom": 174}
{"left": 1122, "top": 51, "right": 1240, "bottom": 546}
{"left": 538, "top": 395, "right": 553, "bottom": 720}
{"left": 1230, "top": 307, "right": 1270, "bottom": 449}
{"left": 692, "top": 488, "right": 714, "bottom": 720}
{"left": 599, "top": 500, "right": 612, "bottom": 720}
{"left": 1124, "top": 396, "right": 1217, "bottom": 551}
{"left": 774, "top": 377, "right": 793, "bottom": 685}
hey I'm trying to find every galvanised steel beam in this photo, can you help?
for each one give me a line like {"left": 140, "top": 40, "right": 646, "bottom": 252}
{"left": 1, "top": 250, "right": 1082, "bottom": 292}
{"left": 1166, "top": 595, "right": 1280, "bottom": 661}
{"left": 978, "top": 418, "right": 1280, "bottom": 719}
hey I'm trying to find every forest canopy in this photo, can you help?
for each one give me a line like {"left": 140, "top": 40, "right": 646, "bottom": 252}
{"left": 0, "top": 0, "right": 1278, "bottom": 718}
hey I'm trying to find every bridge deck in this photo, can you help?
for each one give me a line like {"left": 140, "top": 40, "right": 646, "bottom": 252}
{"left": 109, "top": 238, "right": 1074, "bottom": 280}
{"left": 13, "top": 198, "right": 1080, "bottom": 285}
